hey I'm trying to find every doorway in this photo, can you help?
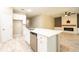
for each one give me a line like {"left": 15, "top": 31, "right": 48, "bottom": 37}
{"left": 13, "top": 20, "right": 23, "bottom": 37}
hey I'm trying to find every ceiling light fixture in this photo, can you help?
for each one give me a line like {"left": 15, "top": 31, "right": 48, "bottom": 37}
{"left": 65, "top": 12, "right": 76, "bottom": 16}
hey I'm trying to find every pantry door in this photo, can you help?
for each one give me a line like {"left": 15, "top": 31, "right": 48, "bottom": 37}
{"left": 13, "top": 20, "right": 23, "bottom": 36}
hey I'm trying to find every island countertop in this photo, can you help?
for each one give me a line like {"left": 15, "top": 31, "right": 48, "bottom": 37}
{"left": 30, "top": 28, "right": 62, "bottom": 37}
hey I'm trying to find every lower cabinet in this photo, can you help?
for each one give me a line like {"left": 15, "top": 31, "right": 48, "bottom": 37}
{"left": 30, "top": 32, "right": 58, "bottom": 52}
{"left": 37, "top": 34, "right": 47, "bottom": 52}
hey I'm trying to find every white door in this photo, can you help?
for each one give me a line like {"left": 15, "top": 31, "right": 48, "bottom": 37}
{"left": 0, "top": 8, "right": 13, "bottom": 42}
{"left": 13, "top": 20, "right": 23, "bottom": 37}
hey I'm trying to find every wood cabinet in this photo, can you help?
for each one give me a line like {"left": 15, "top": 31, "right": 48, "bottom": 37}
{"left": 54, "top": 17, "right": 62, "bottom": 27}
{"left": 77, "top": 14, "right": 79, "bottom": 28}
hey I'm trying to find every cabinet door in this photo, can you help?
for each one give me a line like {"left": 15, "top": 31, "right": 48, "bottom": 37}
{"left": 47, "top": 35, "right": 57, "bottom": 52}
{"left": 54, "top": 17, "right": 62, "bottom": 27}
{"left": 37, "top": 34, "right": 47, "bottom": 52}
{"left": 77, "top": 14, "right": 79, "bottom": 28}
{"left": 30, "top": 32, "right": 37, "bottom": 52}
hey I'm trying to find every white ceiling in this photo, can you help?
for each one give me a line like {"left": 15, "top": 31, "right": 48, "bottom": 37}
{"left": 13, "top": 7, "right": 79, "bottom": 18}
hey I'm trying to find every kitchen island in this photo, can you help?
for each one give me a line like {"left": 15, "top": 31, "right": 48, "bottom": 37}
{"left": 30, "top": 28, "right": 62, "bottom": 52}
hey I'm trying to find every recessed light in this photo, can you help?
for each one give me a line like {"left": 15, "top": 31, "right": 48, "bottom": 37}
{"left": 27, "top": 9, "right": 32, "bottom": 12}
{"left": 21, "top": 9, "right": 24, "bottom": 10}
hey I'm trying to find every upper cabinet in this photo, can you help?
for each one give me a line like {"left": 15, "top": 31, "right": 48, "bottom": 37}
{"left": 77, "top": 14, "right": 79, "bottom": 28}
{"left": 54, "top": 17, "right": 62, "bottom": 27}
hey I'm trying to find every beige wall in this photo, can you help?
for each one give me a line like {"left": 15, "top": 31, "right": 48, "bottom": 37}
{"left": 29, "top": 15, "right": 54, "bottom": 29}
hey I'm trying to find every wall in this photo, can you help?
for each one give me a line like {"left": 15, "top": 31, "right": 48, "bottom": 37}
{"left": 62, "top": 14, "right": 77, "bottom": 25}
{"left": 0, "top": 7, "right": 13, "bottom": 42}
{"left": 13, "top": 13, "right": 26, "bottom": 24}
{"left": 29, "top": 15, "right": 54, "bottom": 29}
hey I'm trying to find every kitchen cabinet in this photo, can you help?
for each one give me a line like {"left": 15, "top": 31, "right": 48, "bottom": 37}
{"left": 30, "top": 28, "right": 62, "bottom": 52}
{"left": 54, "top": 17, "right": 62, "bottom": 30}
{"left": 54, "top": 17, "right": 62, "bottom": 27}
{"left": 30, "top": 32, "right": 58, "bottom": 52}
{"left": 77, "top": 14, "right": 79, "bottom": 28}
{"left": 37, "top": 34, "right": 58, "bottom": 52}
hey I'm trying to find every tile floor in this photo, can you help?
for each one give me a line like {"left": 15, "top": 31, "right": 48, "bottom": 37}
{"left": 0, "top": 36, "right": 33, "bottom": 52}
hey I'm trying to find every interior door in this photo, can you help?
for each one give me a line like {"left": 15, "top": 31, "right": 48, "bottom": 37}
{"left": 13, "top": 20, "right": 23, "bottom": 37}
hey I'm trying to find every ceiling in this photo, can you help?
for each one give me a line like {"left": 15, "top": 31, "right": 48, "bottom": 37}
{"left": 13, "top": 7, "right": 79, "bottom": 18}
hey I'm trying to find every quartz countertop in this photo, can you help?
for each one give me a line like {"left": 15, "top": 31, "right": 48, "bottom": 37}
{"left": 30, "top": 28, "right": 62, "bottom": 37}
